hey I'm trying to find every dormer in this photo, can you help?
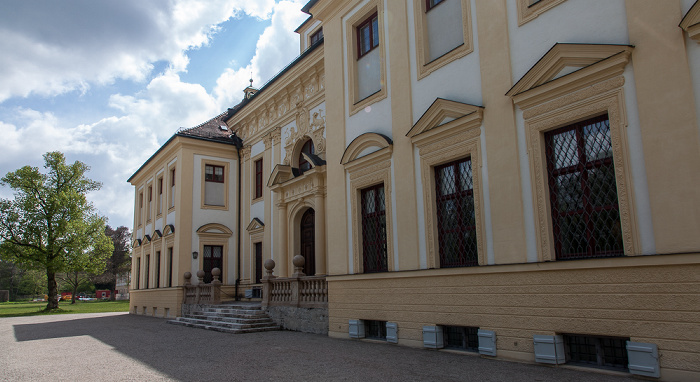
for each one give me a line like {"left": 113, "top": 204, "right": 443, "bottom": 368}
{"left": 295, "top": 9, "right": 323, "bottom": 53}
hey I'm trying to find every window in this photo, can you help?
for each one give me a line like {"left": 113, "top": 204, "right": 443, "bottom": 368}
{"left": 203, "top": 245, "right": 223, "bottom": 284}
{"left": 426, "top": 0, "right": 444, "bottom": 11}
{"left": 298, "top": 139, "right": 314, "bottom": 173}
{"left": 365, "top": 320, "right": 387, "bottom": 340}
{"left": 144, "top": 254, "right": 150, "bottom": 289}
{"left": 254, "top": 159, "right": 263, "bottom": 199}
{"left": 205, "top": 165, "right": 224, "bottom": 183}
{"left": 435, "top": 158, "right": 478, "bottom": 267}
{"left": 545, "top": 115, "right": 623, "bottom": 260}
{"left": 255, "top": 242, "right": 263, "bottom": 284}
{"left": 169, "top": 168, "right": 175, "bottom": 208}
{"left": 138, "top": 192, "right": 144, "bottom": 226}
{"left": 310, "top": 28, "right": 323, "bottom": 45}
{"left": 361, "top": 184, "right": 387, "bottom": 273}
{"left": 157, "top": 177, "right": 163, "bottom": 215}
{"left": 413, "top": 0, "right": 472, "bottom": 79}
{"left": 516, "top": 0, "right": 567, "bottom": 26}
{"left": 357, "top": 13, "right": 379, "bottom": 58}
{"left": 135, "top": 257, "right": 140, "bottom": 289}
{"left": 147, "top": 186, "right": 152, "bottom": 221}
{"left": 155, "top": 251, "right": 161, "bottom": 288}
{"left": 167, "top": 247, "right": 173, "bottom": 288}
{"left": 443, "top": 326, "right": 479, "bottom": 352}
{"left": 564, "top": 334, "right": 629, "bottom": 371}
{"left": 204, "top": 163, "right": 226, "bottom": 207}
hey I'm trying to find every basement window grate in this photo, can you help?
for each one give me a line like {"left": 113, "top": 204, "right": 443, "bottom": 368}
{"left": 564, "top": 334, "right": 629, "bottom": 371}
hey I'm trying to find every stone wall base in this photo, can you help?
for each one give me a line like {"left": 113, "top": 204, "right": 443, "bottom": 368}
{"left": 265, "top": 306, "right": 329, "bottom": 335}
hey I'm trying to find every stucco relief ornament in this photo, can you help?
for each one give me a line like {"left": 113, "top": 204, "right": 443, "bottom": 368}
{"left": 282, "top": 102, "right": 327, "bottom": 165}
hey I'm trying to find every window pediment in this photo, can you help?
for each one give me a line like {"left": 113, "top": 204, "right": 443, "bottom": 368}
{"left": 341, "top": 133, "right": 393, "bottom": 165}
{"left": 681, "top": 1, "right": 700, "bottom": 43}
{"left": 163, "top": 224, "right": 175, "bottom": 236}
{"left": 151, "top": 230, "right": 162, "bottom": 241}
{"left": 246, "top": 218, "right": 265, "bottom": 233}
{"left": 132, "top": 239, "right": 142, "bottom": 248}
{"left": 142, "top": 235, "right": 151, "bottom": 245}
{"left": 407, "top": 98, "right": 484, "bottom": 140}
{"left": 196, "top": 223, "right": 233, "bottom": 236}
{"left": 268, "top": 164, "right": 294, "bottom": 187}
{"left": 507, "top": 43, "right": 633, "bottom": 109}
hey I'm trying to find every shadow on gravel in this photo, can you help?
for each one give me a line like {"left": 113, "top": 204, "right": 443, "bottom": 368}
{"left": 12, "top": 313, "right": 632, "bottom": 382}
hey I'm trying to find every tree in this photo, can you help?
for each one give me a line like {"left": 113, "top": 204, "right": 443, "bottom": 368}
{"left": 0, "top": 152, "right": 113, "bottom": 310}
{"left": 93, "top": 225, "right": 131, "bottom": 301}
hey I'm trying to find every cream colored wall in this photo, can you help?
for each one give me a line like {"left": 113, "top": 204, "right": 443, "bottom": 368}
{"left": 328, "top": 254, "right": 700, "bottom": 381}
{"left": 129, "top": 288, "right": 183, "bottom": 318}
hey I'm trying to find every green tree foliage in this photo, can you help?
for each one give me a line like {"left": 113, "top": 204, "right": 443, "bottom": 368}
{"left": 0, "top": 152, "right": 113, "bottom": 310}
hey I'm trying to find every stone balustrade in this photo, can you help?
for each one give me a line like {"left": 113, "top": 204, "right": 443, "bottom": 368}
{"left": 262, "top": 255, "right": 328, "bottom": 309}
{"left": 182, "top": 268, "right": 222, "bottom": 304}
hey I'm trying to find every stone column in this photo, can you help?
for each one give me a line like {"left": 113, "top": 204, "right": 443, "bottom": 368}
{"left": 314, "top": 191, "right": 326, "bottom": 275}
{"left": 277, "top": 202, "right": 288, "bottom": 277}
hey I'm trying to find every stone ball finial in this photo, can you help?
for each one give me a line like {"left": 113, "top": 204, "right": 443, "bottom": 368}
{"left": 293, "top": 255, "right": 305, "bottom": 268}
{"left": 196, "top": 270, "right": 205, "bottom": 279}
{"left": 211, "top": 268, "right": 221, "bottom": 277}
{"left": 184, "top": 272, "right": 192, "bottom": 280}
{"left": 264, "top": 259, "right": 276, "bottom": 271}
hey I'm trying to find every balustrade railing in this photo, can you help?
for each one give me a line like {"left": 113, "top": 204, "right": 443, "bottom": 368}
{"left": 262, "top": 256, "right": 328, "bottom": 309}
{"left": 182, "top": 268, "right": 222, "bottom": 304}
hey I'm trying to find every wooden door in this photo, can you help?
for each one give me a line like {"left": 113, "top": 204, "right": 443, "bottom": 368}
{"left": 300, "top": 209, "right": 315, "bottom": 276}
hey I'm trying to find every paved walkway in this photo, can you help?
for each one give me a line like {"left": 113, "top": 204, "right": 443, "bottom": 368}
{"left": 0, "top": 312, "right": 634, "bottom": 382}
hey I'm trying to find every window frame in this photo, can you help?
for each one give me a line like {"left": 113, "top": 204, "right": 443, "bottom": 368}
{"left": 157, "top": 176, "right": 163, "bottom": 216}
{"left": 254, "top": 158, "right": 263, "bottom": 199}
{"left": 169, "top": 167, "right": 176, "bottom": 210}
{"left": 310, "top": 27, "right": 323, "bottom": 46}
{"left": 412, "top": 0, "right": 473, "bottom": 80}
{"left": 201, "top": 160, "right": 230, "bottom": 210}
{"left": 205, "top": 164, "right": 225, "bottom": 183}
{"left": 356, "top": 13, "right": 379, "bottom": 59}
{"left": 425, "top": 0, "right": 445, "bottom": 12}
{"left": 361, "top": 183, "right": 388, "bottom": 273}
{"left": 516, "top": 0, "right": 567, "bottom": 26}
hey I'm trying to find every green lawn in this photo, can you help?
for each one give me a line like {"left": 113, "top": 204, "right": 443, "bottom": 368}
{"left": 0, "top": 300, "right": 130, "bottom": 318}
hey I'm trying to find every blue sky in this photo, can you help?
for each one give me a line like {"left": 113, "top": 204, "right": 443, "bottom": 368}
{"left": 0, "top": 0, "right": 308, "bottom": 230}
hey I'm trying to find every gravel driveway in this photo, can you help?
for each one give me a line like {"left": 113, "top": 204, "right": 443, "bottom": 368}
{"left": 0, "top": 312, "right": 634, "bottom": 381}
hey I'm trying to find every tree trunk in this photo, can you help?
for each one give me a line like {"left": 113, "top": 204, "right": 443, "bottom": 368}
{"left": 46, "top": 271, "right": 59, "bottom": 310}
{"left": 109, "top": 277, "right": 116, "bottom": 301}
{"left": 71, "top": 272, "right": 78, "bottom": 304}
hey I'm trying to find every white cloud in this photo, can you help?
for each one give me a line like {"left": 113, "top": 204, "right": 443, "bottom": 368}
{"left": 0, "top": 0, "right": 279, "bottom": 102}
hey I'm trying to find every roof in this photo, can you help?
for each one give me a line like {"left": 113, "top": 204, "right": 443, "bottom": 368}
{"left": 127, "top": 108, "right": 242, "bottom": 183}
{"left": 301, "top": 0, "right": 318, "bottom": 15}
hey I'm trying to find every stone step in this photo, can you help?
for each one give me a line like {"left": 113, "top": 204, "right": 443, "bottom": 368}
{"left": 187, "top": 314, "right": 273, "bottom": 325}
{"left": 169, "top": 317, "right": 278, "bottom": 331}
{"left": 168, "top": 319, "right": 279, "bottom": 334}
{"left": 198, "top": 308, "right": 263, "bottom": 315}
{"left": 191, "top": 311, "right": 268, "bottom": 319}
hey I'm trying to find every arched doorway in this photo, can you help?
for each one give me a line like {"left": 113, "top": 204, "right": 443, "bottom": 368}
{"left": 300, "top": 208, "right": 315, "bottom": 276}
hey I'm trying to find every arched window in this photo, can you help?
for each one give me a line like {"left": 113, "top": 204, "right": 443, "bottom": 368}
{"left": 298, "top": 139, "right": 315, "bottom": 173}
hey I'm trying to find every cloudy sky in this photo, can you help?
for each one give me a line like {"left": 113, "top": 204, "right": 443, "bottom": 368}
{"left": 0, "top": 0, "right": 308, "bottom": 229}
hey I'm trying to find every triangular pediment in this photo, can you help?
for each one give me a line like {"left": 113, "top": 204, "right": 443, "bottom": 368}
{"left": 507, "top": 43, "right": 634, "bottom": 97}
{"left": 407, "top": 98, "right": 484, "bottom": 138}
{"left": 132, "top": 239, "right": 142, "bottom": 248}
{"left": 681, "top": 1, "right": 700, "bottom": 43}
{"left": 152, "top": 230, "right": 162, "bottom": 240}
{"left": 246, "top": 217, "right": 265, "bottom": 232}
{"left": 142, "top": 235, "right": 151, "bottom": 245}
{"left": 268, "top": 164, "right": 294, "bottom": 187}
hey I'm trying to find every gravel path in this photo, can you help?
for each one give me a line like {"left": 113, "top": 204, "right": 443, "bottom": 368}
{"left": 0, "top": 312, "right": 634, "bottom": 382}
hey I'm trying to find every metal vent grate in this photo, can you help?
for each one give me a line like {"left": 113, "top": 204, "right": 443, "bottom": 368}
{"left": 435, "top": 158, "right": 478, "bottom": 267}
{"left": 545, "top": 115, "right": 623, "bottom": 260}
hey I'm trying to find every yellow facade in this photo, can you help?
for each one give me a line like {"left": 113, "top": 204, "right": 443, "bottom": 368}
{"left": 129, "top": 1, "right": 700, "bottom": 380}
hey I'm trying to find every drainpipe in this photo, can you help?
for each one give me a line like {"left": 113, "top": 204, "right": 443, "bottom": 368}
{"left": 231, "top": 132, "right": 243, "bottom": 301}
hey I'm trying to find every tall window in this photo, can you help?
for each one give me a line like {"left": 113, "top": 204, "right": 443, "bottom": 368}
{"left": 144, "top": 254, "right": 150, "bottom": 289}
{"left": 135, "top": 257, "right": 140, "bottom": 289}
{"left": 169, "top": 168, "right": 176, "bottom": 208}
{"left": 154, "top": 251, "right": 161, "bottom": 288}
{"left": 254, "top": 159, "right": 263, "bottom": 199}
{"left": 167, "top": 247, "right": 173, "bottom": 288}
{"left": 255, "top": 242, "right": 263, "bottom": 284}
{"left": 361, "top": 184, "right": 387, "bottom": 273}
{"left": 138, "top": 192, "right": 143, "bottom": 226}
{"left": 203, "top": 245, "right": 223, "bottom": 284}
{"left": 435, "top": 157, "right": 478, "bottom": 267}
{"left": 545, "top": 114, "right": 623, "bottom": 260}
{"left": 298, "top": 140, "right": 315, "bottom": 173}
{"left": 426, "top": 0, "right": 445, "bottom": 11}
{"left": 157, "top": 177, "right": 163, "bottom": 215}
{"left": 310, "top": 28, "right": 323, "bottom": 45}
{"left": 357, "top": 13, "right": 379, "bottom": 58}
{"left": 205, "top": 165, "right": 224, "bottom": 182}
{"left": 147, "top": 186, "right": 152, "bottom": 221}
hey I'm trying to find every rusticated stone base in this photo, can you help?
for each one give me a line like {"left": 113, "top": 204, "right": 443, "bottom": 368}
{"left": 265, "top": 306, "right": 328, "bottom": 335}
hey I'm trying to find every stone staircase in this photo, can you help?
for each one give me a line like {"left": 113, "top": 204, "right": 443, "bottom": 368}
{"left": 167, "top": 302, "right": 279, "bottom": 334}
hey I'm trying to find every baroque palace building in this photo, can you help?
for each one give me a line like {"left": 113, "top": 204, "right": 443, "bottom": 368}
{"left": 128, "top": 0, "right": 700, "bottom": 380}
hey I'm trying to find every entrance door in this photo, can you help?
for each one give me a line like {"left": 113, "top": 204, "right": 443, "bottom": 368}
{"left": 300, "top": 209, "right": 315, "bottom": 276}
{"left": 203, "top": 245, "right": 223, "bottom": 283}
